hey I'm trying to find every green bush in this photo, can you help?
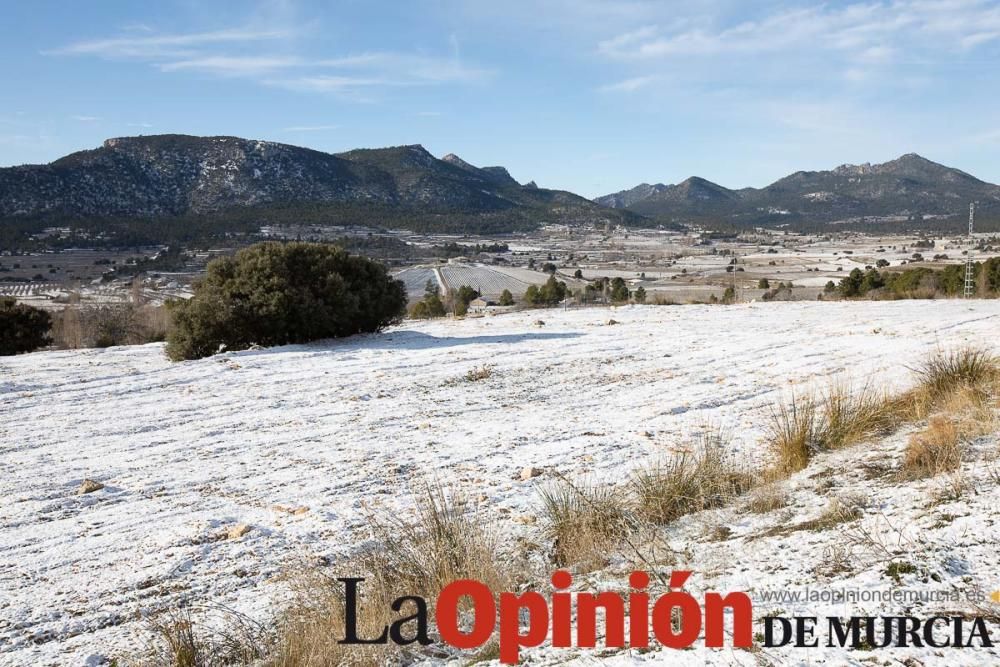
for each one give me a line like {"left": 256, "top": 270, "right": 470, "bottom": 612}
{"left": 0, "top": 297, "right": 52, "bottom": 355}
{"left": 165, "top": 242, "right": 406, "bottom": 360}
{"left": 609, "top": 277, "right": 630, "bottom": 302}
{"left": 451, "top": 285, "right": 479, "bottom": 316}
{"left": 410, "top": 294, "right": 446, "bottom": 319}
{"left": 410, "top": 279, "right": 447, "bottom": 319}
{"left": 525, "top": 275, "right": 568, "bottom": 306}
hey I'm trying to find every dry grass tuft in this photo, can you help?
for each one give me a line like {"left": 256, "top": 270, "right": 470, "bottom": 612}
{"left": 930, "top": 472, "right": 970, "bottom": 504}
{"left": 901, "top": 415, "right": 962, "bottom": 479}
{"left": 744, "top": 483, "right": 790, "bottom": 514}
{"left": 633, "top": 434, "right": 755, "bottom": 525}
{"left": 817, "top": 381, "right": 895, "bottom": 450}
{"left": 939, "top": 385, "right": 997, "bottom": 439}
{"left": 814, "top": 495, "right": 865, "bottom": 528}
{"left": 144, "top": 606, "right": 269, "bottom": 667}
{"left": 363, "top": 484, "right": 510, "bottom": 595}
{"left": 882, "top": 386, "right": 933, "bottom": 423}
{"left": 767, "top": 391, "right": 819, "bottom": 475}
{"left": 757, "top": 494, "right": 865, "bottom": 538}
{"left": 538, "top": 480, "right": 632, "bottom": 571}
{"left": 797, "top": 495, "right": 866, "bottom": 533}
{"left": 269, "top": 483, "right": 510, "bottom": 666}
{"left": 912, "top": 346, "right": 999, "bottom": 406}
{"left": 464, "top": 364, "right": 494, "bottom": 382}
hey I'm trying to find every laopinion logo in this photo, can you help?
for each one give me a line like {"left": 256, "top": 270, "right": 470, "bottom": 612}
{"left": 336, "top": 570, "right": 996, "bottom": 663}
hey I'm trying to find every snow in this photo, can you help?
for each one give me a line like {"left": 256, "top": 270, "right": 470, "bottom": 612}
{"left": 2, "top": 300, "right": 1000, "bottom": 665}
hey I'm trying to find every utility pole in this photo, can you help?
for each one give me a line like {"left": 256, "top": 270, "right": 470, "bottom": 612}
{"left": 964, "top": 202, "right": 976, "bottom": 299}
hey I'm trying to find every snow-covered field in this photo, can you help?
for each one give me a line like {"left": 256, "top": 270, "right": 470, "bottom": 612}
{"left": 3, "top": 300, "right": 1000, "bottom": 665}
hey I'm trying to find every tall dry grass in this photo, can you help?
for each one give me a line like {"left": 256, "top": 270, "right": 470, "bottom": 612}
{"left": 817, "top": 381, "right": 895, "bottom": 450}
{"left": 768, "top": 347, "right": 1000, "bottom": 479}
{"left": 767, "top": 391, "right": 819, "bottom": 475}
{"left": 538, "top": 480, "right": 631, "bottom": 571}
{"left": 632, "top": 432, "right": 755, "bottom": 524}
{"left": 898, "top": 346, "right": 1000, "bottom": 479}
{"left": 901, "top": 415, "right": 962, "bottom": 479}
{"left": 911, "top": 346, "right": 998, "bottom": 405}
{"left": 145, "top": 607, "right": 269, "bottom": 667}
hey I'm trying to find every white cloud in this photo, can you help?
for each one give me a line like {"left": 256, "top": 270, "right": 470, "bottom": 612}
{"left": 71, "top": 115, "right": 101, "bottom": 122}
{"left": 261, "top": 53, "right": 491, "bottom": 96}
{"left": 266, "top": 75, "right": 392, "bottom": 93}
{"left": 49, "top": 28, "right": 291, "bottom": 59}
{"left": 598, "top": 75, "right": 656, "bottom": 93}
{"left": 158, "top": 55, "right": 302, "bottom": 75}
{"left": 50, "top": 23, "right": 490, "bottom": 99}
{"left": 597, "top": 25, "right": 660, "bottom": 57}
{"left": 597, "top": 1, "right": 1000, "bottom": 61}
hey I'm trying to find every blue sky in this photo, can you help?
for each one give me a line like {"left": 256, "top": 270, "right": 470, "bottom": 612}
{"left": 3, "top": 0, "right": 1000, "bottom": 197}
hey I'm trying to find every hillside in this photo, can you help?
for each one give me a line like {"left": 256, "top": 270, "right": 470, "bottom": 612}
{"left": 3, "top": 301, "right": 1000, "bottom": 665}
{"left": 598, "top": 153, "right": 1000, "bottom": 228}
{"left": 0, "top": 135, "right": 638, "bottom": 235}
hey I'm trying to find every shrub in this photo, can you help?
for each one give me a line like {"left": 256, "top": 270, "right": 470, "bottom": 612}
{"left": 633, "top": 286, "right": 646, "bottom": 303}
{"left": 609, "top": 277, "right": 629, "bottom": 302}
{"left": 410, "top": 293, "right": 446, "bottom": 319}
{"left": 0, "top": 297, "right": 52, "bottom": 355}
{"left": 758, "top": 278, "right": 770, "bottom": 289}
{"left": 498, "top": 288, "right": 514, "bottom": 306}
{"left": 165, "top": 242, "right": 407, "bottom": 360}
{"left": 525, "top": 275, "right": 568, "bottom": 307}
{"left": 450, "top": 285, "right": 479, "bottom": 316}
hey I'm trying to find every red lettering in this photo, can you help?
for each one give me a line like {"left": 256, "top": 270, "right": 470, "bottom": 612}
{"left": 436, "top": 580, "right": 495, "bottom": 649}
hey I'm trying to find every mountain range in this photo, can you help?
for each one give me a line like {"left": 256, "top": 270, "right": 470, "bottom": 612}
{"left": 1, "top": 137, "right": 997, "bottom": 237}
{"left": 0, "top": 135, "right": 636, "bottom": 233}
{"left": 596, "top": 153, "right": 1000, "bottom": 226}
